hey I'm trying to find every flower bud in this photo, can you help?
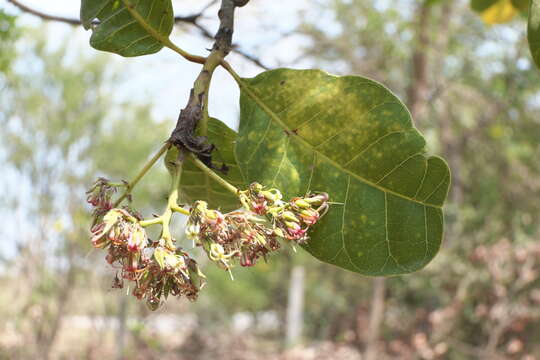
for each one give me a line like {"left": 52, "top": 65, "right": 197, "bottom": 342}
{"left": 250, "top": 183, "right": 263, "bottom": 192}
{"left": 305, "top": 193, "right": 329, "bottom": 206}
{"left": 274, "top": 227, "right": 285, "bottom": 238}
{"left": 299, "top": 209, "right": 320, "bottom": 226}
{"left": 294, "top": 198, "right": 311, "bottom": 209}
{"left": 240, "top": 254, "right": 253, "bottom": 267}
{"left": 86, "top": 178, "right": 116, "bottom": 210}
{"left": 282, "top": 211, "right": 299, "bottom": 223}
{"left": 285, "top": 221, "right": 301, "bottom": 231}
{"left": 209, "top": 243, "right": 226, "bottom": 260}
{"left": 206, "top": 209, "right": 224, "bottom": 225}
{"left": 251, "top": 200, "right": 267, "bottom": 215}
{"left": 261, "top": 189, "right": 282, "bottom": 203}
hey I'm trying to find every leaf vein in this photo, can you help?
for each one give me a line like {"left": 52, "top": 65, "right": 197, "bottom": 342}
{"left": 343, "top": 130, "right": 406, "bottom": 166}
{"left": 376, "top": 153, "right": 423, "bottom": 184}
{"left": 423, "top": 174, "right": 450, "bottom": 203}
{"left": 271, "top": 137, "right": 290, "bottom": 186}
{"left": 414, "top": 160, "right": 429, "bottom": 198}
{"left": 341, "top": 176, "right": 364, "bottom": 273}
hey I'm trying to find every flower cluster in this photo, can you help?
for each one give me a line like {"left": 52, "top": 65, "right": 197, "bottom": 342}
{"left": 86, "top": 178, "right": 117, "bottom": 223}
{"left": 186, "top": 183, "right": 329, "bottom": 274}
{"left": 239, "top": 183, "right": 329, "bottom": 243}
{"left": 88, "top": 177, "right": 328, "bottom": 310}
{"left": 186, "top": 201, "right": 281, "bottom": 273}
{"left": 89, "top": 207, "right": 205, "bottom": 310}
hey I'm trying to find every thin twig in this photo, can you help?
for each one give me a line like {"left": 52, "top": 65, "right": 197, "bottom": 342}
{"left": 113, "top": 143, "right": 171, "bottom": 207}
{"left": 6, "top": 0, "right": 208, "bottom": 26}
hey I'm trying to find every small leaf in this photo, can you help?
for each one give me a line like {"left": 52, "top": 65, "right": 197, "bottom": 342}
{"left": 235, "top": 69, "right": 450, "bottom": 276}
{"left": 80, "top": 0, "right": 174, "bottom": 57}
{"left": 529, "top": 0, "right": 540, "bottom": 68}
{"left": 179, "top": 118, "right": 245, "bottom": 212}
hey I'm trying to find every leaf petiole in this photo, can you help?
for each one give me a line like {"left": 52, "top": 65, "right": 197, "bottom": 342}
{"left": 122, "top": 0, "right": 206, "bottom": 65}
{"left": 189, "top": 153, "right": 239, "bottom": 195}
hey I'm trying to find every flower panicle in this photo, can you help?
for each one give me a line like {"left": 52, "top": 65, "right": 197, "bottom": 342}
{"left": 89, "top": 207, "right": 205, "bottom": 310}
{"left": 186, "top": 183, "right": 329, "bottom": 275}
{"left": 89, "top": 180, "right": 329, "bottom": 310}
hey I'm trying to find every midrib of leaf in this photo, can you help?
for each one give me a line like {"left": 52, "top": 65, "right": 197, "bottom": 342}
{"left": 121, "top": 0, "right": 183, "bottom": 55}
{"left": 235, "top": 77, "right": 445, "bottom": 209}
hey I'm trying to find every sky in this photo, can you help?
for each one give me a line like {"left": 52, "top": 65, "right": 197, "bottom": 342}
{"left": 0, "top": 0, "right": 311, "bottom": 128}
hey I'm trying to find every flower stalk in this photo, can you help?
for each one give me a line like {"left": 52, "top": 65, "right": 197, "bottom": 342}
{"left": 113, "top": 143, "right": 171, "bottom": 207}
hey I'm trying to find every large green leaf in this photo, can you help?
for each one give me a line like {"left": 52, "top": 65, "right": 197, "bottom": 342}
{"left": 80, "top": 0, "right": 173, "bottom": 57}
{"left": 235, "top": 69, "right": 451, "bottom": 276}
{"left": 175, "top": 118, "right": 245, "bottom": 212}
{"left": 529, "top": 0, "right": 540, "bottom": 69}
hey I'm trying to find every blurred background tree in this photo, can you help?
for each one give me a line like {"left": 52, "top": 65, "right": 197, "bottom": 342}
{"left": 0, "top": 28, "right": 170, "bottom": 359}
{"left": 0, "top": 0, "right": 540, "bottom": 359}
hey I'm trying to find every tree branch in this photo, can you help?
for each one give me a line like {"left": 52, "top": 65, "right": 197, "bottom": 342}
{"left": 6, "top": 0, "right": 267, "bottom": 69}
{"left": 6, "top": 0, "right": 208, "bottom": 25}
{"left": 168, "top": 0, "right": 248, "bottom": 162}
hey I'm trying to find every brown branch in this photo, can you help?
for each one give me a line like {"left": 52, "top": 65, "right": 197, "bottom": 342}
{"left": 7, "top": 0, "right": 206, "bottom": 25}
{"left": 6, "top": 0, "right": 267, "bottom": 69}
{"left": 168, "top": 0, "right": 250, "bottom": 161}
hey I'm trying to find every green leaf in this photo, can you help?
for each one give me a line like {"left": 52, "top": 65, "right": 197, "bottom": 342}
{"left": 80, "top": 0, "right": 174, "bottom": 57}
{"left": 178, "top": 118, "right": 245, "bottom": 212}
{"left": 235, "top": 69, "right": 451, "bottom": 276}
{"left": 529, "top": 0, "right": 540, "bottom": 69}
